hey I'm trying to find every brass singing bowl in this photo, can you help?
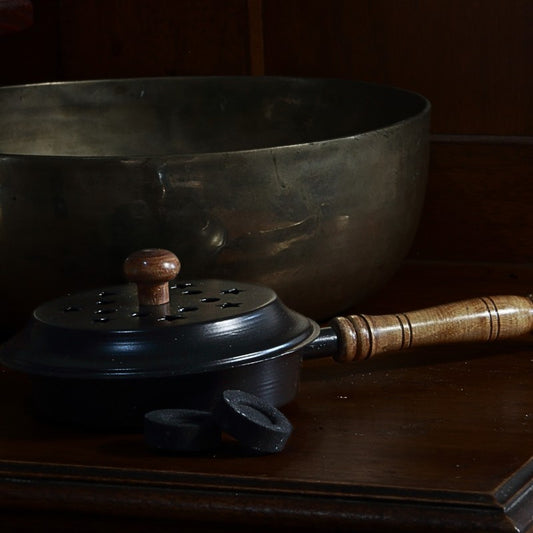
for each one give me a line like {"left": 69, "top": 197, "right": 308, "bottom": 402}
{"left": 0, "top": 77, "right": 430, "bottom": 339}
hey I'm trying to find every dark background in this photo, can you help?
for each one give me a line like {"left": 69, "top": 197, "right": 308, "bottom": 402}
{"left": 1, "top": 0, "right": 532, "bottom": 265}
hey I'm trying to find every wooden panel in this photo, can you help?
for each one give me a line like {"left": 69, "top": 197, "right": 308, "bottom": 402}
{"left": 0, "top": 0, "right": 33, "bottom": 35}
{"left": 0, "top": 0, "right": 61, "bottom": 85}
{"left": 410, "top": 140, "right": 533, "bottom": 263}
{"left": 58, "top": 0, "right": 251, "bottom": 79}
{"left": 262, "top": 0, "right": 533, "bottom": 135}
{"left": 247, "top": 0, "right": 265, "bottom": 75}
{"left": 0, "top": 0, "right": 252, "bottom": 85}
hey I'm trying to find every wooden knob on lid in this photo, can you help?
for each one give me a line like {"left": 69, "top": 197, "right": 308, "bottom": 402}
{"left": 124, "top": 249, "right": 181, "bottom": 306}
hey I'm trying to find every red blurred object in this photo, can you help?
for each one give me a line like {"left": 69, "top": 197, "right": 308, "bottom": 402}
{"left": 0, "top": 0, "right": 33, "bottom": 35}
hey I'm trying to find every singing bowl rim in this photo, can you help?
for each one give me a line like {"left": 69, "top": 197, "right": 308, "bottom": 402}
{"left": 0, "top": 75, "right": 431, "bottom": 160}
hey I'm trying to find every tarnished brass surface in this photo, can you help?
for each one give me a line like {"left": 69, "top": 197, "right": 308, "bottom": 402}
{"left": 0, "top": 77, "right": 430, "bottom": 336}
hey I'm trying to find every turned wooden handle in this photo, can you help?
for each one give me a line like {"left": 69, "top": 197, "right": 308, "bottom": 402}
{"left": 329, "top": 295, "right": 533, "bottom": 363}
{"left": 123, "top": 249, "right": 181, "bottom": 306}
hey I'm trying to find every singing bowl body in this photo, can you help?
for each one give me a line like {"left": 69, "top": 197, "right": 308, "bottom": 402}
{"left": 0, "top": 77, "right": 430, "bottom": 337}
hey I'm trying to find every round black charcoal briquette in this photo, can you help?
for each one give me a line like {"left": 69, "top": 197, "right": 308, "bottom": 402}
{"left": 213, "top": 390, "right": 293, "bottom": 454}
{"left": 144, "top": 409, "right": 221, "bottom": 452}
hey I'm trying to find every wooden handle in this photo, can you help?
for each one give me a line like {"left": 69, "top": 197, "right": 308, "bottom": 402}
{"left": 330, "top": 295, "right": 533, "bottom": 363}
{"left": 123, "top": 249, "right": 180, "bottom": 306}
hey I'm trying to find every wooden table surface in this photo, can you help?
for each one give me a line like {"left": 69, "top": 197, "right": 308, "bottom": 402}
{"left": 2, "top": 261, "right": 533, "bottom": 532}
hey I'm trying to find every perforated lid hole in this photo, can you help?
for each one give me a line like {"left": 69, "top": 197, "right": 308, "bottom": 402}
{"left": 176, "top": 306, "right": 199, "bottom": 313}
{"left": 157, "top": 314, "right": 186, "bottom": 322}
{"left": 221, "top": 288, "right": 245, "bottom": 295}
{"left": 131, "top": 311, "right": 149, "bottom": 318}
{"left": 98, "top": 291, "right": 117, "bottom": 297}
{"left": 219, "top": 302, "right": 242, "bottom": 309}
{"left": 94, "top": 308, "right": 117, "bottom": 315}
{"left": 172, "top": 282, "right": 193, "bottom": 289}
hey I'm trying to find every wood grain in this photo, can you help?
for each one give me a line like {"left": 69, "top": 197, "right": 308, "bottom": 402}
{"left": 262, "top": 0, "right": 533, "bottom": 135}
{"left": 0, "top": 0, "right": 60, "bottom": 85}
{"left": 247, "top": 0, "right": 265, "bottom": 75}
{"left": 331, "top": 295, "right": 533, "bottom": 362}
{"left": 123, "top": 249, "right": 180, "bottom": 306}
{"left": 0, "top": 0, "right": 251, "bottom": 85}
{"left": 0, "top": 0, "right": 33, "bottom": 35}
{"left": 57, "top": 0, "right": 250, "bottom": 78}
{"left": 411, "top": 140, "right": 533, "bottom": 263}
